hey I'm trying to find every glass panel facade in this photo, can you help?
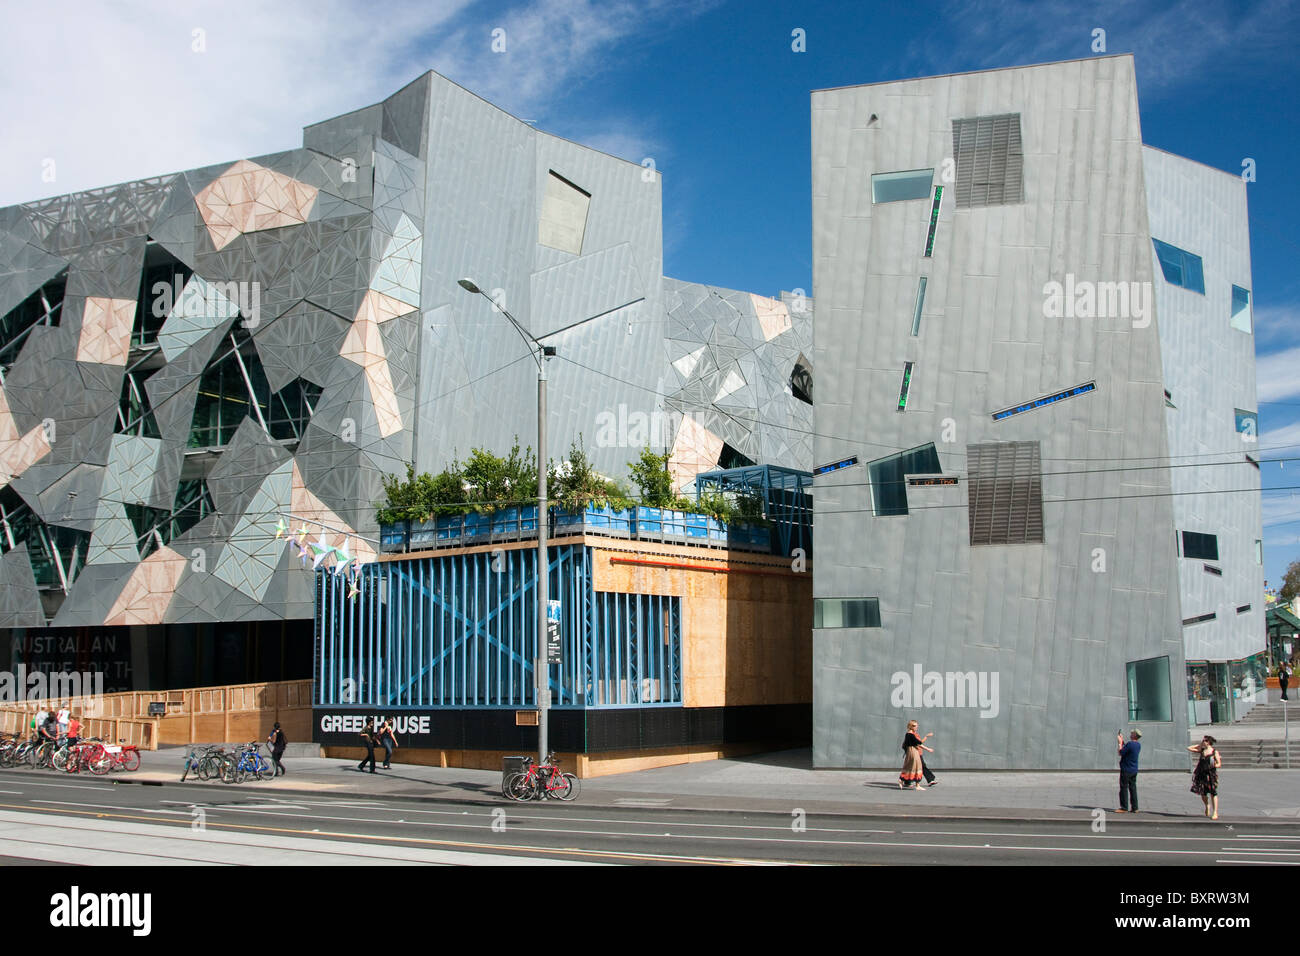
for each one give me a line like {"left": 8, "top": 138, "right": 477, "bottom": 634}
{"left": 1126, "top": 656, "right": 1172, "bottom": 722}
{"left": 871, "top": 169, "right": 934, "bottom": 203}
{"left": 0, "top": 271, "right": 66, "bottom": 375}
{"left": 189, "top": 330, "right": 320, "bottom": 447}
{"left": 1230, "top": 285, "right": 1252, "bottom": 333}
{"left": 813, "top": 598, "right": 882, "bottom": 628}
{"left": 869, "top": 443, "right": 941, "bottom": 516}
{"left": 1151, "top": 238, "right": 1205, "bottom": 294}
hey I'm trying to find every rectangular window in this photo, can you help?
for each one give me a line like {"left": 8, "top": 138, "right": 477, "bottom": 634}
{"left": 814, "top": 598, "right": 882, "bottom": 629}
{"left": 1204, "top": 564, "right": 1222, "bottom": 576}
{"left": 1164, "top": 389, "right": 1176, "bottom": 409}
{"left": 1235, "top": 408, "right": 1258, "bottom": 441}
{"left": 922, "top": 186, "right": 944, "bottom": 257}
{"left": 1256, "top": 539, "right": 1263, "bottom": 565}
{"left": 967, "top": 441, "right": 1044, "bottom": 545}
{"left": 1151, "top": 238, "right": 1205, "bottom": 294}
{"left": 868, "top": 443, "right": 941, "bottom": 517}
{"left": 1182, "top": 612, "right": 1216, "bottom": 626}
{"left": 871, "top": 169, "right": 934, "bottom": 204}
{"left": 911, "top": 277, "right": 927, "bottom": 336}
{"left": 1126, "top": 656, "right": 1172, "bottom": 722}
{"left": 1237, "top": 604, "right": 1252, "bottom": 614}
{"left": 1181, "top": 531, "right": 1219, "bottom": 561}
{"left": 813, "top": 456, "right": 858, "bottom": 477}
{"left": 951, "top": 113, "right": 1024, "bottom": 207}
{"left": 1230, "top": 285, "right": 1252, "bottom": 333}
{"left": 897, "top": 362, "right": 914, "bottom": 411}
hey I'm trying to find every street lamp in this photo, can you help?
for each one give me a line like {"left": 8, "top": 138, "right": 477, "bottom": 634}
{"left": 457, "top": 278, "right": 554, "bottom": 765}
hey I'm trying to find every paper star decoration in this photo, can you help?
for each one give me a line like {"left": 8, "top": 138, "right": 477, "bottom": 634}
{"left": 310, "top": 533, "right": 335, "bottom": 571}
{"left": 274, "top": 518, "right": 287, "bottom": 539}
{"left": 332, "top": 539, "right": 354, "bottom": 576}
{"left": 348, "top": 580, "right": 360, "bottom": 601}
{"left": 295, "top": 524, "right": 310, "bottom": 545}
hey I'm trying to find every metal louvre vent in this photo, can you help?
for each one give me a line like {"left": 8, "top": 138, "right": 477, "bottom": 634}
{"left": 967, "top": 441, "right": 1043, "bottom": 545}
{"left": 951, "top": 114, "right": 1023, "bottom": 208}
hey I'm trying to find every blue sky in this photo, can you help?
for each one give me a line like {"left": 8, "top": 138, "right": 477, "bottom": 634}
{"left": 3, "top": 0, "right": 1298, "bottom": 585}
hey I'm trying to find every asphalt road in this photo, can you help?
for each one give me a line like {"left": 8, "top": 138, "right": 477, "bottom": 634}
{"left": 0, "top": 772, "right": 1295, "bottom": 866}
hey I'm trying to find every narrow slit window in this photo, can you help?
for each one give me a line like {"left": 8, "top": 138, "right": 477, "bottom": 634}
{"left": 923, "top": 186, "right": 944, "bottom": 258}
{"left": 1151, "top": 238, "right": 1205, "bottom": 294}
{"left": 911, "top": 277, "right": 927, "bottom": 336}
{"left": 897, "top": 362, "right": 914, "bottom": 411}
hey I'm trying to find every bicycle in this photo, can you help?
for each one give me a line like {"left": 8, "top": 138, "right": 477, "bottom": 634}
{"left": 230, "top": 742, "right": 275, "bottom": 783}
{"left": 505, "top": 753, "right": 579, "bottom": 801}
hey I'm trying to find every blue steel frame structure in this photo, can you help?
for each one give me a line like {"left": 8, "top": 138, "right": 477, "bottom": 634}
{"left": 315, "top": 543, "right": 682, "bottom": 711}
{"left": 693, "top": 464, "right": 813, "bottom": 558}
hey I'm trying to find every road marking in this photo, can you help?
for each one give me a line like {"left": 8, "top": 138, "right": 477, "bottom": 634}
{"left": 0, "top": 802, "right": 796, "bottom": 866}
{"left": 1216, "top": 859, "right": 1300, "bottom": 865}
{"left": 614, "top": 799, "right": 673, "bottom": 807}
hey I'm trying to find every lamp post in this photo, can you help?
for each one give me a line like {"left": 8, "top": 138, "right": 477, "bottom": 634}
{"left": 457, "top": 278, "right": 553, "bottom": 764}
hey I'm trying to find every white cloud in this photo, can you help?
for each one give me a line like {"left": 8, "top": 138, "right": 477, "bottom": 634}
{"left": 0, "top": 0, "right": 709, "bottom": 207}
{"left": 1256, "top": 344, "right": 1300, "bottom": 405}
{"left": 1260, "top": 420, "right": 1300, "bottom": 453}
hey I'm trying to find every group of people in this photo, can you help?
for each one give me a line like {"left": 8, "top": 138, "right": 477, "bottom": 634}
{"left": 897, "top": 719, "right": 1224, "bottom": 818}
{"left": 29, "top": 705, "right": 81, "bottom": 747}
{"left": 357, "top": 718, "right": 399, "bottom": 773}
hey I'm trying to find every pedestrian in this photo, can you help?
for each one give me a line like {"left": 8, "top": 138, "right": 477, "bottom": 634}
{"left": 916, "top": 723, "right": 939, "bottom": 787}
{"left": 33, "top": 704, "right": 48, "bottom": 742}
{"left": 378, "top": 718, "right": 398, "bottom": 770}
{"left": 1188, "top": 735, "right": 1222, "bottom": 820}
{"left": 1116, "top": 728, "right": 1142, "bottom": 813}
{"left": 56, "top": 704, "right": 69, "bottom": 738}
{"left": 268, "top": 722, "right": 287, "bottom": 776}
{"left": 899, "top": 719, "right": 932, "bottom": 790}
{"left": 1281, "top": 661, "right": 1292, "bottom": 702}
{"left": 66, "top": 714, "right": 80, "bottom": 747}
{"left": 357, "top": 719, "right": 377, "bottom": 774}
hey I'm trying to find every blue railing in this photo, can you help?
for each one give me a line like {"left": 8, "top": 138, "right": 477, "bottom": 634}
{"left": 379, "top": 505, "right": 771, "bottom": 555}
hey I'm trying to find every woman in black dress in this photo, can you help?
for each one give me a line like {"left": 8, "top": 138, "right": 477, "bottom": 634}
{"left": 1187, "top": 735, "right": 1221, "bottom": 819}
{"left": 899, "top": 720, "right": 933, "bottom": 789}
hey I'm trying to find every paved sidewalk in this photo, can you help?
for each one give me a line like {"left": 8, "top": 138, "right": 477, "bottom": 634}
{"left": 110, "top": 747, "right": 1300, "bottom": 824}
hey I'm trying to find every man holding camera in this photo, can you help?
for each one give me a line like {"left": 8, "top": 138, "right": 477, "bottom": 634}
{"left": 1116, "top": 729, "right": 1141, "bottom": 813}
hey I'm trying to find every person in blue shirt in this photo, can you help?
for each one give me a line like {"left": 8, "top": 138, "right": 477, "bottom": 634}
{"left": 1116, "top": 729, "right": 1142, "bottom": 813}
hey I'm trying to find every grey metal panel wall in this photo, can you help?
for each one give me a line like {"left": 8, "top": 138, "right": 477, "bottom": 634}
{"left": 1143, "top": 146, "right": 1264, "bottom": 664}
{"left": 811, "top": 56, "right": 1189, "bottom": 769}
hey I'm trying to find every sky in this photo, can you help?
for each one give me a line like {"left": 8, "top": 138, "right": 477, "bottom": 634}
{"left": 2, "top": 0, "right": 1299, "bottom": 587}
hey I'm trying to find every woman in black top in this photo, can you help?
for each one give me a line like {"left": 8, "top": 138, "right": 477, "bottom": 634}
{"left": 358, "top": 719, "right": 377, "bottom": 774}
{"left": 1188, "top": 735, "right": 1221, "bottom": 819}
{"left": 267, "top": 722, "right": 287, "bottom": 776}
{"left": 378, "top": 718, "right": 398, "bottom": 770}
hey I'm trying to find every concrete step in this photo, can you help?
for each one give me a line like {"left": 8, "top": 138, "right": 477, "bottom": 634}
{"left": 1238, "top": 703, "right": 1299, "bottom": 723}
{"left": 1206, "top": 741, "right": 1300, "bottom": 768}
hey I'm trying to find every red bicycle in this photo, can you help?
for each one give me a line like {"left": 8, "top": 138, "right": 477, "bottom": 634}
{"left": 505, "top": 753, "right": 579, "bottom": 801}
{"left": 87, "top": 740, "right": 141, "bottom": 774}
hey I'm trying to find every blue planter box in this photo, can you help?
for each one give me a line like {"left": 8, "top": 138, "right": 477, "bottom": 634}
{"left": 379, "top": 521, "right": 409, "bottom": 553}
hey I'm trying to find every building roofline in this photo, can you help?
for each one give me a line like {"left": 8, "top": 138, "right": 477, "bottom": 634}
{"left": 811, "top": 52, "right": 1134, "bottom": 94}
{"left": 306, "top": 67, "right": 652, "bottom": 173}
{"left": 1141, "top": 143, "right": 1248, "bottom": 184}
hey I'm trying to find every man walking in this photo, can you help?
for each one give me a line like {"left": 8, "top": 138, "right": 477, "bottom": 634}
{"left": 268, "top": 722, "right": 287, "bottom": 776}
{"left": 1116, "top": 729, "right": 1141, "bottom": 813}
{"left": 1281, "top": 661, "right": 1292, "bottom": 702}
{"left": 357, "top": 719, "right": 377, "bottom": 774}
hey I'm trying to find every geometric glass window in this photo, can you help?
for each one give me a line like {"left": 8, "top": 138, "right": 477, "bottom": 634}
{"left": 1230, "top": 285, "right": 1252, "bottom": 333}
{"left": 0, "top": 269, "right": 67, "bottom": 377}
{"left": 1235, "top": 408, "right": 1258, "bottom": 442}
{"left": 1151, "top": 239, "right": 1205, "bottom": 294}
{"left": 1182, "top": 612, "right": 1216, "bottom": 626}
{"left": 992, "top": 381, "right": 1096, "bottom": 422}
{"left": 189, "top": 325, "right": 321, "bottom": 448}
{"left": 951, "top": 114, "right": 1023, "bottom": 208}
{"left": 1126, "top": 656, "right": 1172, "bottom": 722}
{"left": 967, "top": 441, "right": 1044, "bottom": 545}
{"left": 1256, "top": 539, "right": 1263, "bottom": 565}
{"left": 134, "top": 242, "right": 194, "bottom": 350}
{"left": 790, "top": 353, "right": 813, "bottom": 405}
{"left": 923, "top": 186, "right": 944, "bottom": 258}
{"left": 871, "top": 169, "right": 934, "bottom": 204}
{"left": 538, "top": 171, "right": 590, "bottom": 256}
{"left": 0, "top": 486, "right": 88, "bottom": 591}
{"left": 1181, "top": 531, "right": 1218, "bottom": 561}
{"left": 869, "top": 443, "right": 941, "bottom": 517}
{"left": 1237, "top": 604, "right": 1252, "bottom": 614}
{"left": 814, "top": 598, "right": 882, "bottom": 629}
{"left": 116, "top": 369, "right": 162, "bottom": 438}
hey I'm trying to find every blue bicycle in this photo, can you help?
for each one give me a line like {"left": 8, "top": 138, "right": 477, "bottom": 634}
{"left": 226, "top": 742, "right": 276, "bottom": 784}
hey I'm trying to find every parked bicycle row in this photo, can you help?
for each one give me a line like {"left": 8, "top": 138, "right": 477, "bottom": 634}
{"left": 180, "top": 742, "right": 279, "bottom": 784}
{"left": 0, "top": 731, "right": 140, "bottom": 774}
{"left": 501, "top": 753, "right": 581, "bottom": 802}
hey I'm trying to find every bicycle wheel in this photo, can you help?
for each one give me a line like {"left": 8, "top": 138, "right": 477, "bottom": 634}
{"left": 505, "top": 772, "right": 533, "bottom": 801}
{"left": 547, "top": 773, "right": 572, "bottom": 801}
{"left": 257, "top": 756, "right": 276, "bottom": 781}
{"left": 557, "top": 772, "right": 580, "bottom": 801}
{"left": 122, "top": 749, "right": 141, "bottom": 772}
{"left": 50, "top": 748, "right": 68, "bottom": 772}
{"left": 88, "top": 752, "right": 112, "bottom": 775}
